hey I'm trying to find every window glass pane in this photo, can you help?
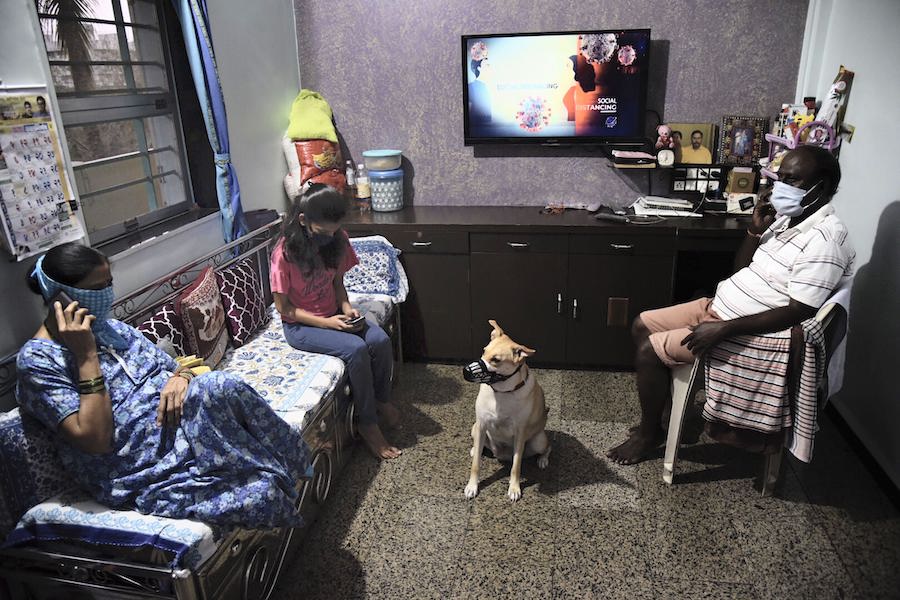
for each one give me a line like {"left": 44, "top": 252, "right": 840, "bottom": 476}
{"left": 144, "top": 116, "right": 187, "bottom": 207}
{"left": 118, "top": 0, "right": 161, "bottom": 29}
{"left": 77, "top": 178, "right": 156, "bottom": 234}
{"left": 65, "top": 121, "right": 141, "bottom": 163}
{"left": 39, "top": 19, "right": 168, "bottom": 94}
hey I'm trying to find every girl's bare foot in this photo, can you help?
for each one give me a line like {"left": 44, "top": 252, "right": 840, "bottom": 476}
{"left": 358, "top": 423, "right": 402, "bottom": 460}
{"left": 377, "top": 401, "right": 401, "bottom": 429}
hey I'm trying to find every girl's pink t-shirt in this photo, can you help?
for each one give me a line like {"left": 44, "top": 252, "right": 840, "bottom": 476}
{"left": 269, "top": 234, "right": 359, "bottom": 321}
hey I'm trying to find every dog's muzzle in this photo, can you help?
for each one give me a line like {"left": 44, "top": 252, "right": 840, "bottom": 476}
{"left": 463, "top": 359, "right": 516, "bottom": 385}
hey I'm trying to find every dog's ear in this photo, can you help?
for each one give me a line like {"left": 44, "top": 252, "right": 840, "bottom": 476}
{"left": 512, "top": 345, "right": 536, "bottom": 363}
{"left": 488, "top": 319, "right": 504, "bottom": 339}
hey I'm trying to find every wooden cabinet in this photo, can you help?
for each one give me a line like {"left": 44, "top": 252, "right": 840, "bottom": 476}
{"left": 565, "top": 234, "right": 675, "bottom": 367}
{"left": 469, "top": 232, "right": 674, "bottom": 366}
{"left": 470, "top": 234, "right": 568, "bottom": 362}
{"left": 382, "top": 230, "right": 470, "bottom": 361}
{"left": 344, "top": 206, "right": 742, "bottom": 368}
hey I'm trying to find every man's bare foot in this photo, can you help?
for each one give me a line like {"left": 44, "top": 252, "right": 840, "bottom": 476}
{"left": 358, "top": 423, "right": 402, "bottom": 460}
{"left": 377, "top": 402, "right": 401, "bottom": 429}
{"left": 606, "top": 429, "right": 665, "bottom": 465}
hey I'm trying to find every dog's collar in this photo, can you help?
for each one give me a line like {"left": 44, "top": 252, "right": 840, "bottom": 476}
{"left": 490, "top": 363, "right": 529, "bottom": 392}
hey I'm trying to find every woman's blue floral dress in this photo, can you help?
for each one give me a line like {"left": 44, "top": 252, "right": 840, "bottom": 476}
{"left": 16, "top": 320, "right": 311, "bottom": 528}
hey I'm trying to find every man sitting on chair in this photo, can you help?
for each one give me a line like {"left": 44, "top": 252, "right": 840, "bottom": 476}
{"left": 607, "top": 145, "right": 855, "bottom": 465}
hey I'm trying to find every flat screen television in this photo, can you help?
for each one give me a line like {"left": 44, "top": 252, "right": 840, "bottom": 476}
{"left": 462, "top": 29, "right": 651, "bottom": 146}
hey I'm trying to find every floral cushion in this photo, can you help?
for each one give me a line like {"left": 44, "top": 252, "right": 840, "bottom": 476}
{"left": 5, "top": 490, "right": 220, "bottom": 571}
{"left": 136, "top": 302, "right": 188, "bottom": 356}
{"left": 218, "top": 307, "right": 345, "bottom": 430}
{"left": 344, "top": 236, "right": 408, "bottom": 302}
{"left": 216, "top": 257, "right": 270, "bottom": 347}
{"left": 0, "top": 409, "right": 75, "bottom": 539}
{"left": 175, "top": 267, "right": 229, "bottom": 368}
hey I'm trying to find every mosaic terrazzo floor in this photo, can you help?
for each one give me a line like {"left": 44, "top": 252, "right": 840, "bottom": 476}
{"left": 273, "top": 363, "right": 900, "bottom": 599}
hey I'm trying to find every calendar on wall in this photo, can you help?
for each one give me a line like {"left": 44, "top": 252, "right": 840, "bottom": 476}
{"left": 0, "top": 88, "right": 84, "bottom": 262}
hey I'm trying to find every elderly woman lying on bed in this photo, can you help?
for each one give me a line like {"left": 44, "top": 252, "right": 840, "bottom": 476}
{"left": 15, "top": 242, "right": 310, "bottom": 528}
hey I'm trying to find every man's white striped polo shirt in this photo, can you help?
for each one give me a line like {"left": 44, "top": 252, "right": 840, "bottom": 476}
{"left": 711, "top": 203, "right": 855, "bottom": 320}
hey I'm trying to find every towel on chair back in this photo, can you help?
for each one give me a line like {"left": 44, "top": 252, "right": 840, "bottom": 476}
{"left": 701, "top": 318, "right": 826, "bottom": 463}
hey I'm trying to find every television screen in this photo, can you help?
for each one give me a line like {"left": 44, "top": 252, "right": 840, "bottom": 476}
{"left": 462, "top": 29, "right": 651, "bottom": 145}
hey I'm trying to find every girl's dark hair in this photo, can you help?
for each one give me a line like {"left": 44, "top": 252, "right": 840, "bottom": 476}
{"left": 26, "top": 242, "right": 108, "bottom": 299}
{"left": 280, "top": 183, "right": 350, "bottom": 276}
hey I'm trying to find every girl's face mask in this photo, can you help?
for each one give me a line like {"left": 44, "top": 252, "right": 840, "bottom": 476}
{"left": 770, "top": 180, "right": 821, "bottom": 217}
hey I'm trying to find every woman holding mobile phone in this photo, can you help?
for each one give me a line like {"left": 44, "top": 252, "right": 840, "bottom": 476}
{"left": 270, "top": 184, "right": 401, "bottom": 460}
{"left": 16, "top": 243, "right": 312, "bottom": 527}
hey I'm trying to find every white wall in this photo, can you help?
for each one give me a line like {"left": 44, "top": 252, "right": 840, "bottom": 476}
{"left": 798, "top": 0, "right": 899, "bottom": 267}
{"left": 799, "top": 0, "right": 900, "bottom": 487}
{"left": 208, "top": 0, "right": 300, "bottom": 214}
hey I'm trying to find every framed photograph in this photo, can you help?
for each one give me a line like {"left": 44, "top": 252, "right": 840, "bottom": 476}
{"left": 668, "top": 122, "right": 717, "bottom": 164}
{"left": 718, "top": 115, "right": 768, "bottom": 166}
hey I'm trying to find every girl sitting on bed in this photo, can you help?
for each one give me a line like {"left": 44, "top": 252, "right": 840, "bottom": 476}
{"left": 16, "top": 242, "right": 311, "bottom": 528}
{"left": 270, "top": 183, "right": 401, "bottom": 460}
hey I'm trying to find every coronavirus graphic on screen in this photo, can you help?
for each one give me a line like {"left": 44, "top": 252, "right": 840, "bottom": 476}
{"left": 580, "top": 33, "right": 618, "bottom": 64}
{"left": 515, "top": 97, "right": 551, "bottom": 132}
{"left": 470, "top": 41, "right": 488, "bottom": 62}
{"left": 617, "top": 45, "right": 636, "bottom": 66}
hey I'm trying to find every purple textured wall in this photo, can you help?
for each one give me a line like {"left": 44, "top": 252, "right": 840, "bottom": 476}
{"left": 295, "top": 0, "right": 808, "bottom": 208}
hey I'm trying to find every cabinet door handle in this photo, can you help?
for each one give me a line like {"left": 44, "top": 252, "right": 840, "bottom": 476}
{"left": 507, "top": 242, "right": 530, "bottom": 248}
{"left": 557, "top": 293, "right": 563, "bottom": 314}
{"left": 411, "top": 241, "right": 433, "bottom": 247}
{"left": 610, "top": 243, "right": 634, "bottom": 250}
{"left": 572, "top": 298, "right": 578, "bottom": 320}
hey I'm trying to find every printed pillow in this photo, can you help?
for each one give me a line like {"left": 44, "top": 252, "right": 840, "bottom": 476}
{"left": 137, "top": 302, "right": 187, "bottom": 356}
{"left": 175, "top": 267, "right": 229, "bottom": 368}
{"left": 215, "top": 257, "right": 270, "bottom": 347}
{"left": 0, "top": 409, "right": 75, "bottom": 538}
{"left": 344, "top": 236, "right": 409, "bottom": 302}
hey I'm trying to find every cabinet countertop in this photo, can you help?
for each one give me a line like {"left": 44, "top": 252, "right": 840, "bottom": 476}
{"left": 343, "top": 206, "right": 748, "bottom": 238}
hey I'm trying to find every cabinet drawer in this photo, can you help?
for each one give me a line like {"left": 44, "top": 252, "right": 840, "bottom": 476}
{"left": 569, "top": 233, "right": 675, "bottom": 256}
{"left": 471, "top": 233, "right": 567, "bottom": 253}
{"left": 387, "top": 230, "right": 469, "bottom": 254}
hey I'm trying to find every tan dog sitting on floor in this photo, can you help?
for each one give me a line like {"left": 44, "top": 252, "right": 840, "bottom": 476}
{"left": 463, "top": 320, "right": 550, "bottom": 501}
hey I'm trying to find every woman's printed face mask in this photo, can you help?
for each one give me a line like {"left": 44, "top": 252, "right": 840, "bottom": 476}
{"left": 63, "top": 284, "right": 115, "bottom": 321}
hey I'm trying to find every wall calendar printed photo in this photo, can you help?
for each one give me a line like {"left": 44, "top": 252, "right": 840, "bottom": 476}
{"left": 0, "top": 91, "right": 83, "bottom": 261}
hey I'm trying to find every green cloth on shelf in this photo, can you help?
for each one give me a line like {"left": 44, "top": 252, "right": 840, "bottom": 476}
{"left": 287, "top": 89, "right": 337, "bottom": 143}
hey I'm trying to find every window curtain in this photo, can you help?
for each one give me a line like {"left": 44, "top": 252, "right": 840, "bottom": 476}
{"left": 171, "top": 0, "right": 247, "bottom": 242}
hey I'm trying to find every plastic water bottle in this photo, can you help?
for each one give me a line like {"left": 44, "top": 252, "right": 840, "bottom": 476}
{"left": 345, "top": 160, "right": 356, "bottom": 195}
{"left": 355, "top": 163, "right": 371, "bottom": 212}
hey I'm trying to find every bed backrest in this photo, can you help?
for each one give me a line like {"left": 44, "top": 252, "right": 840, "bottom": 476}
{"left": 112, "top": 219, "right": 281, "bottom": 328}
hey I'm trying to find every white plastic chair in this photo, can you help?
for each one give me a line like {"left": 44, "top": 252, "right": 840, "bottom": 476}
{"left": 662, "top": 299, "right": 847, "bottom": 495}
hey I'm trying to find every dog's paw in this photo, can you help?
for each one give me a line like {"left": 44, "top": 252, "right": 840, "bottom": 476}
{"left": 464, "top": 480, "right": 479, "bottom": 499}
{"left": 507, "top": 483, "right": 522, "bottom": 502}
{"left": 537, "top": 455, "right": 549, "bottom": 469}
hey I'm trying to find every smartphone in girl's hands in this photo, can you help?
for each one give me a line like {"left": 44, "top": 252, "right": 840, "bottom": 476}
{"left": 345, "top": 315, "right": 366, "bottom": 332}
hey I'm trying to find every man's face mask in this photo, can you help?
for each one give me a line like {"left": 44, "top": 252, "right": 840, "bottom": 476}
{"left": 770, "top": 180, "right": 821, "bottom": 217}
{"left": 463, "top": 359, "right": 519, "bottom": 385}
